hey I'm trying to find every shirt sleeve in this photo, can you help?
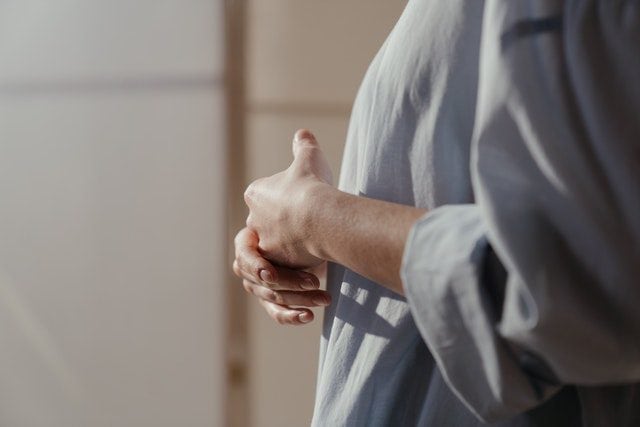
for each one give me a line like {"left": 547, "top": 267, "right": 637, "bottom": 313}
{"left": 401, "top": 0, "right": 640, "bottom": 422}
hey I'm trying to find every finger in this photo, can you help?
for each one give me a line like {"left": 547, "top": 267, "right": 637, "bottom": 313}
{"left": 235, "top": 244, "right": 320, "bottom": 291}
{"left": 290, "top": 129, "right": 333, "bottom": 184}
{"left": 292, "top": 129, "right": 318, "bottom": 158}
{"left": 234, "top": 227, "right": 321, "bottom": 290}
{"left": 243, "top": 179, "right": 263, "bottom": 210}
{"left": 236, "top": 262, "right": 319, "bottom": 291}
{"left": 274, "top": 289, "right": 332, "bottom": 307}
{"left": 258, "top": 298, "right": 314, "bottom": 325}
{"left": 243, "top": 280, "right": 331, "bottom": 307}
{"left": 267, "top": 266, "right": 320, "bottom": 291}
{"left": 234, "top": 227, "right": 259, "bottom": 258}
{"left": 234, "top": 228, "right": 278, "bottom": 283}
{"left": 307, "top": 261, "right": 327, "bottom": 282}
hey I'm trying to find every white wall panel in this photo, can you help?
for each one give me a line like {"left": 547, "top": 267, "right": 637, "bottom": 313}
{"left": 0, "top": 89, "right": 225, "bottom": 427}
{"left": 0, "top": 1, "right": 225, "bottom": 426}
{"left": 0, "top": 0, "right": 223, "bottom": 83}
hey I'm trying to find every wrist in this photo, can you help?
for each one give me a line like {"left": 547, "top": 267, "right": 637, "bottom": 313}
{"left": 299, "top": 181, "right": 340, "bottom": 262}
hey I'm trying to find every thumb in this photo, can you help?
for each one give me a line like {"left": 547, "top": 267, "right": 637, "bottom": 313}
{"left": 292, "top": 129, "right": 318, "bottom": 158}
{"left": 290, "top": 129, "right": 333, "bottom": 185}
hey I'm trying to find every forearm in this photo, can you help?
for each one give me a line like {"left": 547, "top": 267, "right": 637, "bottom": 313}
{"left": 304, "top": 183, "right": 425, "bottom": 295}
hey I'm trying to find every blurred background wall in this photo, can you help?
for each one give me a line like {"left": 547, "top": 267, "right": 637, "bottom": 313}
{"left": 0, "top": 1, "right": 225, "bottom": 426}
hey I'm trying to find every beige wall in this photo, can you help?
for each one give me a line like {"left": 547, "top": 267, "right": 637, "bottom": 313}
{"left": 0, "top": 2, "right": 226, "bottom": 426}
{"left": 243, "top": 2, "right": 405, "bottom": 426}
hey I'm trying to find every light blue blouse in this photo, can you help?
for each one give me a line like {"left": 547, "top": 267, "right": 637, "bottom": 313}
{"left": 312, "top": 1, "right": 640, "bottom": 426}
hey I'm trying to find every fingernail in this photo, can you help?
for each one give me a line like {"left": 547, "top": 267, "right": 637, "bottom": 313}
{"left": 313, "top": 296, "right": 330, "bottom": 306}
{"left": 259, "top": 269, "right": 273, "bottom": 283}
{"left": 295, "top": 129, "right": 312, "bottom": 142}
{"left": 301, "top": 278, "right": 318, "bottom": 290}
{"left": 298, "top": 312, "right": 313, "bottom": 323}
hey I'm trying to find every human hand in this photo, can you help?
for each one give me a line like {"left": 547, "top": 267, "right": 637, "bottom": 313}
{"left": 243, "top": 129, "right": 333, "bottom": 269}
{"left": 233, "top": 227, "right": 331, "bottom": 325}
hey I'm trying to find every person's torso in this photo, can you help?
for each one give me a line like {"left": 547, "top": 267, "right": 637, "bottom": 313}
{"left": 312, "top": 1, "right": 487, "bottom": 425}
{"left": 310, "top": 1, "right": 634, "bottom": 425}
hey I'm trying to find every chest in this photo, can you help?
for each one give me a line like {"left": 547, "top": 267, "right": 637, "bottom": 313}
{"left": 340, "top": 0, "right": 484, "bottom": 208}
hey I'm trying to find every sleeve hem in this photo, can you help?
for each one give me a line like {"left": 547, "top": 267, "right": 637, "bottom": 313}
{"left": 401, "top": 205, "right": 550, "bottom": 422}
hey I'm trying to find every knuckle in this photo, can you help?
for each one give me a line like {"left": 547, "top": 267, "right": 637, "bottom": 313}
{"left": 243, "top": 280, "right": 259, "bottom": 296}
{"left": 274, "top": 313, "right": 286, "bottom": 325}
{"left": 270, "top": 291, "right": 282, "bottom": 304}
{"left": 243, "top": 183, "right": 257, "bottom": 205}
{"left": 236, "top": 259, "right": 248, "bottom": 278}
{"left": 245, "top": 215, "right": 255, "bottom": 230}
{"left": 236, "top": 247, "right": 251, "bottom": 265}
{"left": 243, "top": 187, "right": 251, "bottom": 204}
{"left": 242, "top": 282, "right": 252, "bottom": 294}
{"left": 254, "top": 262, "right": 268, "bottom": 280}
{"left": 234, "top": 253, "right": 248, "bottom": 273}
{"left": 234, "top": 229, "right": 246, "bottom": 249}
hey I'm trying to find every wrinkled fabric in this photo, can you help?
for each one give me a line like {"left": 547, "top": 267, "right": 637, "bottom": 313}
{"left": 312, "top": 1, "right": 640, "bottom": 426}
{"left": 404, "top": 0, "right": 640, "bottom": 422}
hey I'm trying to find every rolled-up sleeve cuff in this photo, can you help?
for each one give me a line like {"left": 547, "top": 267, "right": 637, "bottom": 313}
{"left": 401, "top": 205, "right": 545, "bottom": 422}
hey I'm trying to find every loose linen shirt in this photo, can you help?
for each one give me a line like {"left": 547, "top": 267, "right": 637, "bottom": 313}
{"left": 311, "top": 1, "right": 640, "bottom": 426}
